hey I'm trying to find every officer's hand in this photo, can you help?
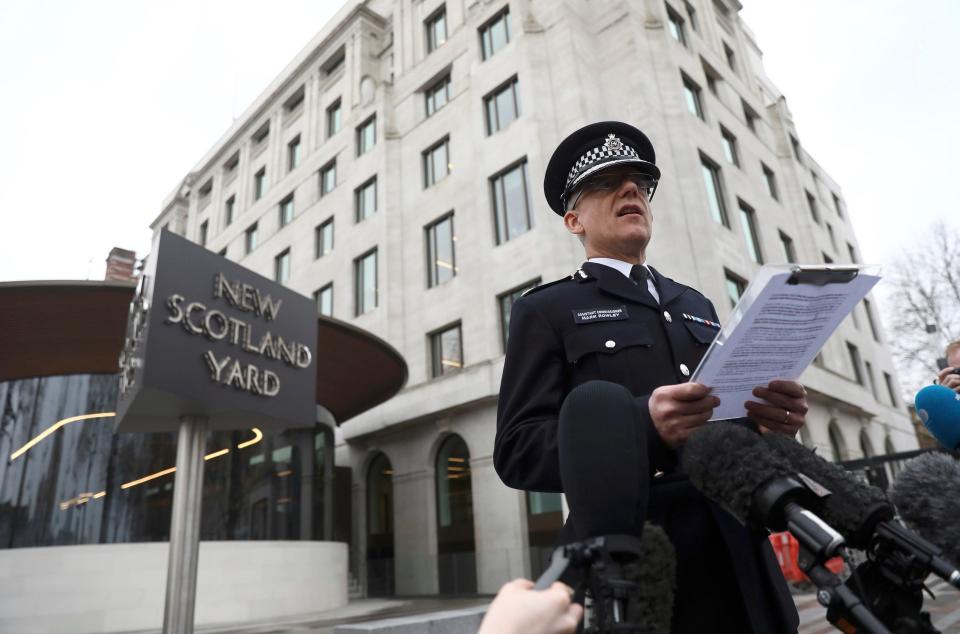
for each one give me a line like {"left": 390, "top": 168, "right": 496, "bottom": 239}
{"left": 649, "top": 382, "right": 719, "bottom": 448}
{"left": 746, "top": 380, "right": 808, "bottom": 435}
{"left": 478, "top": 579, "right": 583, "bottom": 634}
{"left": 936, "top": 367, "right": 960, "bottom": 393}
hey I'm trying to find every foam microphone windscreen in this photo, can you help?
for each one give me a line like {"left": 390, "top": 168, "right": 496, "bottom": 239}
{"left": 681, "top": 422, "right": 795, "bottom": 523}
{"left": 890, "top": 452, "right": 960, "bottom": 565}
{"left": 915, "top": 384, "right": 960, "bottom": 450}
{"left": 631, "top": 523, "right": 676, "bottom": 634}
{"left": 762, "top": 432, "right": 891, "bottom": 549}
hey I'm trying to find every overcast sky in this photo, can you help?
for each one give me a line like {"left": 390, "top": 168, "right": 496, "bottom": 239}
{"left": 0, "top": 1, "right": 956, "bottom": 282}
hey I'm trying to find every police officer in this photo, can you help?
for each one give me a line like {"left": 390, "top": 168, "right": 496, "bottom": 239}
{"left": 494, "top": 121, "right": 808, "bottom": 633}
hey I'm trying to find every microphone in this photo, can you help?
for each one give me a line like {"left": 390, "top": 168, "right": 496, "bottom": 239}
{"left": 681, "top": 422, "right": 845, "bottom": 564}
{"left": 915, "top": 384, "right": 960, "bottom": 450}
{"left": 762, "top": 432, "right": 960, "bottom": 589}
{"left": 890, "top": 452, "right": 960, "bottom": 566}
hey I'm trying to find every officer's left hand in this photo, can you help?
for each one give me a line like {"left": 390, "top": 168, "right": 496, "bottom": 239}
{"left": 745, "top": 379, "right": 808, "bottom": 436}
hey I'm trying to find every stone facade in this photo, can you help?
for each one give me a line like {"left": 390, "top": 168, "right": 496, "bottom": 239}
{"left": 153, "top": 0, "right": 917, "bottom": 596}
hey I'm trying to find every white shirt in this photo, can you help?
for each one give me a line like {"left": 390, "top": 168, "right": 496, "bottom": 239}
{"left": 587, "top": 257, "right": 661, "bottom": 303}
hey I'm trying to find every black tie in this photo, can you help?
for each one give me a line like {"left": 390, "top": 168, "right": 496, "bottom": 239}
{"left": 630, "top": 265, "right": 657, "bottom": 304}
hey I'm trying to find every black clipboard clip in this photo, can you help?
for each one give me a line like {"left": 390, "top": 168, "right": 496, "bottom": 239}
{"left": 787, "top": 265, "right": 860, "bottom": 286}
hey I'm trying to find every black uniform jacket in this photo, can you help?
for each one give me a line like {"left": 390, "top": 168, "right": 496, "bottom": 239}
{"left": 494, "top": 261, "right": 799, "bottom": 634}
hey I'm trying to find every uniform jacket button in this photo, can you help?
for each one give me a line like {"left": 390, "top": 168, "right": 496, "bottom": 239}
{"left": 663, "top": 310, "right": 672, "bottom": 323}
{"left": 680, "top": 363, "right": 690, "bottom": 376}
{"left": 605, "top": 340, "right": 616, "bottom": 349}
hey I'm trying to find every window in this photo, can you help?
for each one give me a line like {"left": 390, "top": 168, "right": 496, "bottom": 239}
{"left": 355, "top": 177, "right": 377, "bottom": 222}
{"left": 865, "top": 360, "right": 878, "bottom": 399}
{"left": 224, "top": 152, "right": 240, "bottom": 175}
{"left": 356, "top": 115, "right": 376, "bottom": 156}
{"left": 326, "top": 99, "right": 342, "bottom": 137}
{"left": 320, "top": 160, "right": 337, "bottom": 195}
{"left": 667, "top": 5, "right": 687, "bottom": 46}
{"left": 484, "top": 77, "right": 520, "bottom": 134}
{"left": 283, "top": 86, "right": 305, "bottom": 114}
{"left": 254, "top": 167, "right": 267, "bottom": 200}
{"left": 847, "top": 342, "right": 864, "bottom": 385}
{"left": 826, "top": 223, "right": 838, "bottom": 251}
{"left": 720, "top": 126, "right": 739, "bottom": 166}
{"left": 425, "top": 74, "right": 451, "bottom": 117}
{"left": 684, "top": 1, "right": 698, "bottom": 30}
{"left": 700, "top": 154, "right": 729, "bottom": 227}
{"left": 738, "top": 201, "right": 762, "bottom": 264}
{"left": 321, "top": 47, "right": 345, "bottom": 77}
{"left": 806, "top": 190, "right": 820, "bottom": 224}
{"left": 724, "top": 270, "right": 746, "bottom": 309}
{"left": 779, "top": 231, "right": 797, "bottom": 263}
{"left": 682, "top": 73, "right": 705, "bottom": 120}
{"left": 198, "top": 179, "right": 213, "bottom": 207}
{"left": 199, "top": 220, "right": 208, "bottom": 247}
{"left": 218, "top": 247, "right": 227, "bottom": 257}
{"left": 480, "top": 7, "right": 510, "bottom": 60}
{"left": 315, "top": 217, "right": 334, "bottom": 258}
{"left": 252, "top": 121, "right": 270, "bottom": 146}
{"left": 499, "top": 279, "right": 540, "bottom": 349}
{"left": 762, "top": 163, "right": 778, "bottom": 201}
{"left": 355, "top": 249, "right": 378, "bottom": 315}
{"left": 279, "top": 194, "right": 294, "bottom": 227}
{"left": 491, "top": 160, "right": 532, "bottom": 244}
{"left": 425, "top": 6, "right": 447, "bottom": 54}
{"left": 883, "top": 372, "right": 898, "bottom": 407}
{"left": 314, "top": 283, "right": 333, "bottom": 317}
{"left": 790, "top": 135, "right": 802, "bottom": 163}
{"left": 423, "top": 137, "right": 450, "bottom": 187}
{"left": 275, "top": 248, "right": 291, "bottom": 284}
{"left": 245, "top": 223, "right": 258, "bottom": 254}
{"left": 224, "top": 196, "right": 235, "bottom": 226}
{"left": 722, "top": 41, "right": 737, "bottom": 72}
{"left": 823, "top": 252, "right": 834, "bottom": 264}
{"left": 426, "top": 213, "right": 456, "bottom": 287}
{"left": 287, "top": 135, "right": 301, "bottom": 171}
{"left": 430, "top": 323, "right": 463, "bottom": 377}
{"left": 743, "top": 100, "right": 759, "bottom": 133}
{"left": 832, "top": 192, "right": 844, "bottom": 218}
{"left": 864, "top": 298, "right": 881, "bottom": 341}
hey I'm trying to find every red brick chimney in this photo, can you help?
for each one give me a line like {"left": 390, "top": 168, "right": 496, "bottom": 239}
{"left": 104, "top": 247, "right": 137, "bottom": 282}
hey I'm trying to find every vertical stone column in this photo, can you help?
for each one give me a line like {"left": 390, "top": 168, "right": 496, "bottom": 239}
{"left": 470, "top": 456, "right": 529, "bottom": 593}
{"left": 392, "top": 469, "right": 439, "bottom": 595}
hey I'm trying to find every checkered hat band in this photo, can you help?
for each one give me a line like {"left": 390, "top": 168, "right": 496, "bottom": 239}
{"left": 565, "top": 143, "right": 642, "bottom": 191}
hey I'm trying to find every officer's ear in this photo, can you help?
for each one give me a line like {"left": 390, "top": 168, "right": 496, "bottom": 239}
{"left": 563, "top": 210, "right": 585, "bottom": 238}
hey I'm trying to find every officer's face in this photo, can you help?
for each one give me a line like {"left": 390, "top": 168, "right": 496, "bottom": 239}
{"left": 563, "top": 167, "right": 653, "bottom": 260}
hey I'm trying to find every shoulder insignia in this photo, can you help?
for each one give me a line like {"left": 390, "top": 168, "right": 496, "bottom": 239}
{"left": 521, "top": 277, "right": 571, "bottom": 298}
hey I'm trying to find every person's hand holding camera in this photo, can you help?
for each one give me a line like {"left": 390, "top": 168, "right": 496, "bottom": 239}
{"left": 936, "top": 366, "right": 960, "bottom": 393}
{"left": 478, "top": 579, "right": 583, "bottom": 634}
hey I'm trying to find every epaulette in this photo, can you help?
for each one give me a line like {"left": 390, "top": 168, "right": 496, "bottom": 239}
{"left": 521, "top": 276, "right": 572, "bottom": 298}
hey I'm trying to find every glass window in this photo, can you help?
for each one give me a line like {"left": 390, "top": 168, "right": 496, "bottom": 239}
{"left": 252, "top": 121, "right": 270, "bottom": 145}
{"left": 322, "top": 48, "right": 345, "bottom": 76}
{"left": 864, "top": 298, "right": 881, "bottom": 341}
{"left": 356, "top": 116, "right": 376, "bottom": 156}
{"left": 883, "top": 372, "right": 898, "bottom": 407}
{"left": 865, "top": 360, "right": 879, "bottom": 399}
{"left": 480, "top": 7, "right": 510, "bottom": 59}
{"left": 283, "top": 86, "right": 305, "bottom": 113}
{"left": 832, "top": 192, "right": 844, "bottom": 218}
{"left": 434, "top": 434, "right": 476, "bottom": 594}
{"left": 790, "top": 135, "right": 802, "bottom": 163}
{"left": 806, "top": 190, "right": 820, "bottom": 223}
{"left": 425, "top": 74, "right": 451, "bottom": 117}
{"left": 829, "top": 422, "right": 846, "bottom": 462}
{"left": 484, "top": 77, "right": 520, "bottom": 135}
{"left": 498, "top": 278, "right": 540, "bottom": 349}
{"left": 275, "top": 248, "right": 291, "bottom": 284}
{"left": 355, "top": 249, "right": 378, "bottom": 315}
{"left": 743, "top": 100, "right": 758, "bottom": 133}
{"left": 423, "top": 137, "right": 451, "bottom": 187}
{"left": 779, "top": 230, "right": 796, "bottom": 263}
{"left": 724, "top": 270, "right": 746, "bottom": 309}
{"left": 720, "top": 126, "right": 739, "bottom": 166}
{"left": 245, "top": 223, "right": 258, "bottom": 254}
{"left": 224, "top": 152, "right": 240, "bottom": 175}
{"left": 355, "top": 177, "right": 378, "bottom": 222}
{"left": 426, "top": 213, "right": 456, "bottom": 287}
{"left": 723, "top": 41, "right": 737, "bottom": 72}
{"left": 431, "top": 323, "right": 463, "bottom": 377}
{"left": 826, "top": 223, "right": 837, "bottom": 251}
{"left": 823, "top": 252, "right": 834, "bottom": 264}
{"left": 218, "top": 247, "right": 227, "bottom": 257}
{"left": 700, "top": 154, "right": 729, "bottom": 227}
{"left": 254, "top": 167, "right": 267, "bottom": 200}
{"left": 491, "top": 160, "right": 532, "bottom": 244}
{"left": 314, "top": 283, "right": 333, "bottom": 317}
{"left": 847, "top": 341, "right": 864, "bottom": 385}
{"left": 847, "top": 242, "right": 858, "bottom": 263}
{"left": 425, "top": 6, "right": 447, "bottom": 53}
{"left": 287, "top": 135, "right": 301, "bottom": 171}
{"left": 326, "top": 99, "right": 342, "bottom": 137}
{"left": 198, "top": 220, "right": 208, "bottom": 247}
{"left": 315, "top": 218, "right": 334, "bottom": 259}
{"left": 685, "top": 1, "right": 698, "bottom": 30}
{"left": 667, "top": 6, "right": 686, "bottom": 45}
{"left": 320, "top": 160, "right": 337, "bottom": 195}
{"left": 738, "top": 201, "right": 762, "bottom": 264}
{"left": 762, "top": 163, "right": 778, "bottom": 201}
{"left": 279, "top": 194, "right": 294, "bottom": 227}
{"left": 703, "top": 61, "right": 721, "bottom": 96}
{"left": 224, "top": 196, "right": 235, "bottom": 226}
{"left": 682, "top": 73, "right": 704, "bottom": 120}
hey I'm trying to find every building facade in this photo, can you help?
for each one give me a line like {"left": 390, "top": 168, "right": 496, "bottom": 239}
{"left": 153, "top": 0, "right": 916, "bottom": 596}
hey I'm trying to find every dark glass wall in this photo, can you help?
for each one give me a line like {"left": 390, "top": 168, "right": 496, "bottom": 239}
{"left": 0, "top": 373, "right": 333, "bottom": 549}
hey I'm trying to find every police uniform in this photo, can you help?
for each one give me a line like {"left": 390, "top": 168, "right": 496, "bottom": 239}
{"left": 493, "top": 122, "right": 799, "bottom": 633}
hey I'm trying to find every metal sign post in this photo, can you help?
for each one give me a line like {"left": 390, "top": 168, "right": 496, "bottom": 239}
{"left": 162, "top": 416, "right": 208, "bottom": 634}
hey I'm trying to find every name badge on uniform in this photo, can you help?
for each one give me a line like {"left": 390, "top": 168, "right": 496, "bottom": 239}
{"left": 682, "top": 313, "right": 721, "bottom": 329}
{"left": 572, "top": 306, "right": 629, "bottom": 324}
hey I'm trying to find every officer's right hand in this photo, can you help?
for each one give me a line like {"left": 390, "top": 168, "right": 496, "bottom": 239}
{"left": 649, "top": 383, "right": 719, "bottom": 448}
{"left": 936, "top": 367, "right": 960, "bottom": 393}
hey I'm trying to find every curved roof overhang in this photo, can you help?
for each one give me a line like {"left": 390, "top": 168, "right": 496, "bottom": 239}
{"left": 0, "top": 281, "right": 406, "bottom": 424}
